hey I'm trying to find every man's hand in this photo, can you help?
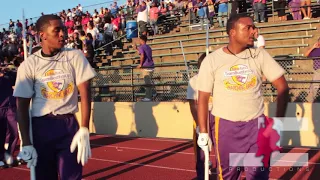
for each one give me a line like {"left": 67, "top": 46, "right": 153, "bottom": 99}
{"left": 197, "top": 133, "right": 212, "bottom": 152}
{"left": 20, "top": 145, "right": 37, "bottom": 168}
{"left": 74, "top": 80, "right": 92, "bottom": 166}
{"left": 313, "top": 42, "right": 319, "bottom": 49}
{"left": 70, "top": 127, "right": 92, "bottom": 166}
{"left": 132, "top": 44, "right": 137, "bottom": 49}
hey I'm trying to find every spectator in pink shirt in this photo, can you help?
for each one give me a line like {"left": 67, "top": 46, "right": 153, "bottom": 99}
{"left": 149, "top": 2, "right": 160, "bottom": 35}
{"left": 65, "top": 17, "right": 74, "bottom": 29}
{"left": 160, "top": 3, "right": 168, "bottom": 15}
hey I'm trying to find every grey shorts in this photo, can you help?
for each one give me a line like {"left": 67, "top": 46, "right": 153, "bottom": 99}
{"left": 138, "top": 21, "right": 147, "bottom": 33}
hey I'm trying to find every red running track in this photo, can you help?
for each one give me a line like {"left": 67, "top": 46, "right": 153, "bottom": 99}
{"left": 0, "top": 134, "right": 320, "bottom": 180}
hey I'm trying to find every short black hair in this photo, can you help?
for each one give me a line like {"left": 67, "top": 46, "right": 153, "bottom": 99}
{"left": 36, "top": 14, "right": 61, "bottom": 32}
{"left": 226, "top": 14, "right": 251, "bottom": 35}
{"left": 198, "top": 53, "right": 206, "bottom": 69}
{"left": 140, "top": 35, "right": 147, "bottom": 42}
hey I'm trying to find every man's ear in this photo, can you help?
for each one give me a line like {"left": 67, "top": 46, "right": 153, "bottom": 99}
{"left": 229, "top": 29, "right": 236, "bottom": 37}
{"left": 39, "top": 32, "right": 45, "bottom": 40}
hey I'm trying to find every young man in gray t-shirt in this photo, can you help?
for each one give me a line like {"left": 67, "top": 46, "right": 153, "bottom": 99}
{"left": 13, "top": 15, "right": 96, "bottom": 179}
{"left": 196, "top": 14, "right": 289, "bottom": 179}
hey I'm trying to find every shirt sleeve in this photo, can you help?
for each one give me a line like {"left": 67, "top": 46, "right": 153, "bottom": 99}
{"left": 187, "top": 77, "right": 196, "bottom": 100}
{"left": 261, "top": 49, "right": 286, "bottom": 82}
{"left": 138, "top": 46, "right": 144, "bottom": 55}
{"left": 13, "top": 61, "right": 34, "bottom": 98}
{"left": 196, "top": 55, "right": 215, "bottom": 93}
{"left": 71, "top": 50, "right": 97, "bottom": 86}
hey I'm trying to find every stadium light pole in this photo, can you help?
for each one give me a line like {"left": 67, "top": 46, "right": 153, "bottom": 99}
{"left": 179, "top": 41, "right": 190, "bottom": 80}
{"left": 22, "top": 9, "right": 28, "bottom": 61}
{"left": 206, "top": 22, "right": 209, "bottom": 56}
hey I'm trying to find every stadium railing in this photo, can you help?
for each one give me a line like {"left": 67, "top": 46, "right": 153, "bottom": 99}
{"left": 90, "top": 56, "right": 320, "bottom": 103}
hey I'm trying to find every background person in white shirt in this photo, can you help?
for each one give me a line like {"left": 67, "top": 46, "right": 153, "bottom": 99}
{"left": 137, "top": 2, "right": 148, "bottom": 36}
{"left": 254, "top": 28, "right": 265, "bottom": 48}
{"left": 187, "top": 53, "right": 214, "bottom": 180}
{"left": 13, "top": 15, "right": 96, "bottom": 180}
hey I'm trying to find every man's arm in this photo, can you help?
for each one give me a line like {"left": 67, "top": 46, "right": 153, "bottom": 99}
{"left": 188, "top": 99, "right": 198, "bottom": 124}
{"left": 197, "top": 91, "right": 211, "bottom": 133}
{"left": 272, "top": 76, "right": 289, "bottom": 117}
{"left": 305, "top": 43, "right": 318, "bottom": 57}
{"left": 139, "top": 53, "right": 145, "bottom": 67}
{"left": 16, "top": 97, "right": 32, "bottom": 146}
{"left": 78, "top": 80, "right": 91, "bottom": 128}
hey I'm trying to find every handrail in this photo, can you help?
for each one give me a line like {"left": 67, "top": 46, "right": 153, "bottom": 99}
{"left": 95, "top": 55, "right": 320, "bottom": 71}
{"left": 91, "top": 80, "right": 320, "bottom": 89}
{"left": 97, "top": 60, "right": 198, "bottom": 70}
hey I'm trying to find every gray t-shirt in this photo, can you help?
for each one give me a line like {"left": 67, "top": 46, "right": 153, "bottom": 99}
{"left": 197, "top": 47, "right": 286, "bottom": 122}
{"left": 13, "top": 48, "right": 96, "bottom": 117}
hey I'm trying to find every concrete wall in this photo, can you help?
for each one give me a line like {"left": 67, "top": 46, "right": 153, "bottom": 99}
{"left": 75, "top": 102, "right": 320, "bottom": 148}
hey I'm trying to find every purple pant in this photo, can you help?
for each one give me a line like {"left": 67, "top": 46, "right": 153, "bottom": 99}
{"left": 5, "top": 108, "right": 19, "bottom": 156}
{"left": 195, "top": 112, "right": 215, "bottom": 180}
{"left": 0, "top": 108, "right": 9, "bottom": 161}
{"left": 212, "top": 115, "right": 270, "bottom": 180}
{"left": 32, "top": 114, "right": 82, "bottom": 180}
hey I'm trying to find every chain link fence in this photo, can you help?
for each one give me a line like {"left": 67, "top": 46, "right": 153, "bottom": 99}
{"left": 91, "top": 58, "right": 320, "bottom": 102}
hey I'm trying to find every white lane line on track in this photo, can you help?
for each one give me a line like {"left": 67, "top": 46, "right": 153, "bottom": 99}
{"left": 91, "top": 135, "right": 320, "bottom": 151}
{"left": 91, "top": 144, "right": 216, "bottom": 157}
{"left": 89, "top": 157, "right": 198, "bottom": 173}
{"left": 91, "top": 135, "right": 189, "bottom": 143}
{"left": 12, "top": 167, "right": 29, "bottom": 171}
{"left": 89, "top": 154, "right": 320, "bottom": 165}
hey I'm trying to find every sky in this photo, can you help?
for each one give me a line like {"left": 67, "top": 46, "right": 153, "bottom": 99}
{"left": 0, "top": 0, "right": 126, "bottom": 29}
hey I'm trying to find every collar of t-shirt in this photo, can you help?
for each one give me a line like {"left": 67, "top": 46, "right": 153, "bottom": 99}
{"left": 38, "top": 49, "right": 66, "bottom": 61}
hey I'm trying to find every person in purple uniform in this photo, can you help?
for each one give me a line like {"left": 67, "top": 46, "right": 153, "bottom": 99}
{"left": 133, "top": 35, "right": 155, "bottom": 102}
{"left": 305, "top": 38, "right": 320, "bottom": 101}
{"left": 13, "top": 15, "right": 96, "bottom": 179}
{"left": 196, "top": 14, "right": 289, "bottom": 180}
{"left": 305, "top": 37, "right": 320, "bottom": 71}
{"left": 0, "top": 66, "right": 17, "bottom": 167}
{"left": 5, "top": 66, "right": 19, "bottom": 165}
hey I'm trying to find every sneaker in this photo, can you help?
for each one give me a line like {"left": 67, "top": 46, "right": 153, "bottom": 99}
{"left": 4, "top": 153, "right": 13, "bottom": 165}
{"left": 16, "top": 152, "right": 22, "bottom": 161}
{"left": 0, "top": 161, "right": 5, "bottom": 168}
{"left": 141, "top": 98, "right": 151, "bottom": 102}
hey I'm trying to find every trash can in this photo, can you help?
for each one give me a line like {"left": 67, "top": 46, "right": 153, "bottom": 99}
{"left": 126, "top": 20, "right": 138, "bottom": 40}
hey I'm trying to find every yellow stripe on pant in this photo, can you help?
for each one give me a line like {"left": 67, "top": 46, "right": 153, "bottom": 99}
{"left": 193, "top": 120, "right": 197, "bottom": 163}
{"left": 214, "top": 116, "right": 223, "bottom": 180}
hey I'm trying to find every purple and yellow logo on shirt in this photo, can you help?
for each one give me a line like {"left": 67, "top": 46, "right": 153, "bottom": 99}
{"left": 40, "top": 69, "right": 74, "bottom": 99}
{"left": 223, "top": 64, "right": 257, "bottom": 91}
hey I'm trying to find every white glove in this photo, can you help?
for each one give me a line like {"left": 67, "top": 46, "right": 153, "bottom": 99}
{"left": 197, "top": 133, "right": 212, "bottom": 152}
{"left": 20, "top": 145, "right": 37, "bottom": 168}
{"left": 272, "top": 118, "right": 284, "bottom": 147}
{"left": 70, "top": 127, "right": 91, "bottom": 166}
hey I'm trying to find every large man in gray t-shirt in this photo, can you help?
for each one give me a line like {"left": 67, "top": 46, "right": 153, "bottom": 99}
{"left": 196, "top": 14, "right": 289, "bottom": 179}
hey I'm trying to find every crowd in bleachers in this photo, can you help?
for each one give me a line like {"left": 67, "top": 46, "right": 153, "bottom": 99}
{"left": 0, "top": 0, "right": 320, "bottom": 69}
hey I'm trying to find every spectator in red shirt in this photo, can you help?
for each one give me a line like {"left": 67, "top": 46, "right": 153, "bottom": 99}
{"left": 149, "top": 2, "right": 160, "bottom": 35}
{"left": 16, "top": 20, "right": 22, "bottom": 29}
